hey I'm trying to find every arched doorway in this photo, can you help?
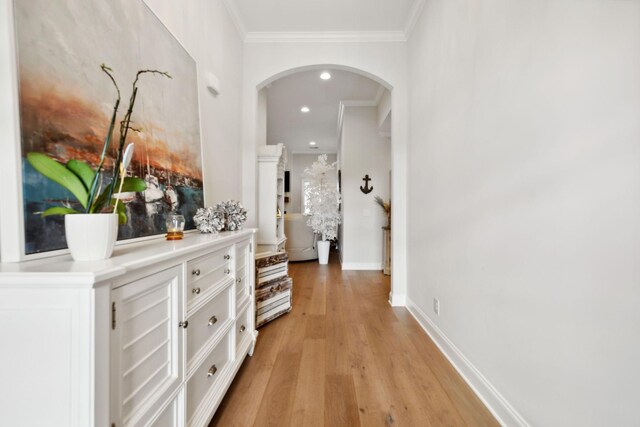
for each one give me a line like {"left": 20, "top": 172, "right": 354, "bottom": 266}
{"left": 242, "top": 60, "right": 407, "bottom": 306}
{"left": 260, "top": 67, "right": 390, "bottom": 271}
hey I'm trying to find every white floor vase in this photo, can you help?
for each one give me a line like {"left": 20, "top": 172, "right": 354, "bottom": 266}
{"left": 65, "top": 213, "right": 119, "bottom": 261}
{"left": 317, "top": 240, "right": 330, "bottom": 265}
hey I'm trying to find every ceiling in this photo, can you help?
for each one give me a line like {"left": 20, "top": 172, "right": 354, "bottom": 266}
{"left": 225, "top": 0, "right": 424, "bottom": 39}
{"left": 266, "top": 69, "right": 383, "bottom": 153}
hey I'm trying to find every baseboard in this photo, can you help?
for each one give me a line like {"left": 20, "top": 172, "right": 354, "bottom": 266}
{"left": 388, "top": 292, "right": 406, "bottom": 307}
{"left": 341, "top": 262, "right": 382, "bottom": 270}
{"left": 406, "top": 298, "right": 529, "bottom": 427}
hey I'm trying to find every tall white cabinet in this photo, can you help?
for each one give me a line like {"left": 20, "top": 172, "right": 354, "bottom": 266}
{"left": 0, "top": 230, "right": 257, "bottom": 427}
{"left": 256, "top": 143, "right": 287, "bottom": 253}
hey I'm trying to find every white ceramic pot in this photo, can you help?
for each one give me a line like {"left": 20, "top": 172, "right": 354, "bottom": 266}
{"left": 65, "top": 213, "right": 119, "bottom": 261}
{"left": 317, "top": 240, "right": 330, "bottom": 265}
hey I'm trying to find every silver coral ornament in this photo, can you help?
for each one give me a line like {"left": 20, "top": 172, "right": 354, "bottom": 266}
{"left": 193, "top": 206, "right": 225, "bottom": 233}
{"left": 216, "top": 200, "right": 247, "bottom": 231}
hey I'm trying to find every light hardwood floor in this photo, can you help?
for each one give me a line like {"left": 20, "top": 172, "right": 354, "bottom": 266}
{"left": 210, "top": 252, "right": 498, "bottom": 427}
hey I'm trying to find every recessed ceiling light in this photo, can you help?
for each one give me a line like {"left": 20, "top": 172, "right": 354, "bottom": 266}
{"left": 320, "top": 72, "right": 331, "bottom": 80}
{"left": 309, "top": 141, "right": 316, "bottom": 146}
{"left": 300, "top": 106, "right": 310, "bottom": 113}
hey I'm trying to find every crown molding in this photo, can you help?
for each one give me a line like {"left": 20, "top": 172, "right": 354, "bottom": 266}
{"left": 221, "top": 0, "right": 247, "bottom": 41}
{"left": 404, "top": 0, "right": 426, "bottom": 40}
{"left": 244, "top": 31, "right": 406, "bottom": 44}
{"left": 222, "top": 0, "right": 425, "bottom": 44}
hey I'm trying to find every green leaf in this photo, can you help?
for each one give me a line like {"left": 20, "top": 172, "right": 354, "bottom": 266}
{"left": 66, "top": 160, "right": 96, "bottom": 191}
{"left": 27, "top": 153, "right": 88, "bottom": 208}
{"left": 92, "top": 177, "right": 146, "bottom": 213}
{"left": 109, "top": 198, "right": 128, "bottom": 225}
{"left": 41, "top": 206, "right": 80, "bottom": 216}
{"left": 119, "top": 177, "right": 146, "bottom": 193}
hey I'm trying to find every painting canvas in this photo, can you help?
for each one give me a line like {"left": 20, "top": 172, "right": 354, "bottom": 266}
{"left": 13, "top": 0, "right": 203, "bottom": 255}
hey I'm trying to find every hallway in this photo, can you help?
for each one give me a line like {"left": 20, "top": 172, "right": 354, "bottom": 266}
{"left": 210, "top": 253, "right": 498, "bottom": 426}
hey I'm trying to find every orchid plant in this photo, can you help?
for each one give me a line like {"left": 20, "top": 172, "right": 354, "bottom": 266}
{"left": 26, "top": 64, "right": 171, "bottom": 224}
{"left": 303, "top": 154, "right": 341, "bottom": 241}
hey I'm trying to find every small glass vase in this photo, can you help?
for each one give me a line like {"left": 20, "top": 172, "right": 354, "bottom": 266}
{"left": 166, "top": 212, "right": 185, "bottom": 240}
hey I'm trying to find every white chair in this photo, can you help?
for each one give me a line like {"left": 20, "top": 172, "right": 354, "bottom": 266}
{"left": 284, "top": 213, "right": 318, "bottom": 261}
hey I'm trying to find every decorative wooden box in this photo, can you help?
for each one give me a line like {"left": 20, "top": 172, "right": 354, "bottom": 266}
{"left": 255, "top": 252, "right": 292, "bottom": 327}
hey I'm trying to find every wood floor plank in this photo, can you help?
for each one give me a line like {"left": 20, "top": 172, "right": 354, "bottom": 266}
{"left": 252, "top": 349, "right": 303, "bottom": 427}
{"left": 324, "top": 374, "right": 361, "bottom": 427}
{"left": 209, "top": 252, "right": 497, "bottom": 427}
{"left": 290, "top": 338, "right": 326, "bottom": 427}
{"left": 347, "top": 324, "right": 398, "bottom": 426}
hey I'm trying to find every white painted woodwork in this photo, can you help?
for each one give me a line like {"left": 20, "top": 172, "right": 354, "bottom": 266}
{"left": 0, "top": 230, "right": 257, "bottom": 427}
{"left": 186, "top": 329, "right": 231, "bottom": 425}
{"left": 111, "top": 266, "right": 184, "bottom": 427}
{"left": 186, "top": 247, "right": 232, "bottom": 311}
{"left": 149, "top": 391, "right": 183, "bottom": 427}
{"left": 235, "top": 240, "right": 251, "bottom": 307}
{"left": 186, "top": 283, "right": 232, "bottom": 372}
{"left": 257, "top": 143, "right": 287, "bottom": 253}
{"left": 235, "top": 302, "right": 252, "bottom": 353}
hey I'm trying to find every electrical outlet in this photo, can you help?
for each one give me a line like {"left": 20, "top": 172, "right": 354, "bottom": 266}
{"left": 433, "top": 298, "right": 440, "bottom": 316}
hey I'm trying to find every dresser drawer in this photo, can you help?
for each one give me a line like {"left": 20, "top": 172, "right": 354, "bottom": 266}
{"left": 235, "top": 304, "right": 252, "bottom": 352}
{"left": 235, "top": 264, "right": 247, "bottom": 286}
{"left": 187, "top": 247, "right": 232, "bottom": 307}
{"left": 235, "top": 241, "right": 249, "bottom": 270}
{"left": 186, "top": 331, "right": 231, "bottom": 424}
{"left": 235, "top": 267, "right": 249, "bottom": 303}
{"left": 186, "top": 284, "right": 232, "bottom": 369}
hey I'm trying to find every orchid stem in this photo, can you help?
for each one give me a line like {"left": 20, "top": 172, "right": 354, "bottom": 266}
{"left": 113, "top": 164, "right": 126, "bottom": 213}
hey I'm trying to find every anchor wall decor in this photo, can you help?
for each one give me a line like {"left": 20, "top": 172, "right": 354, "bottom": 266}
{"left": 360, "top": 174, "right": 373, "bottom": 194}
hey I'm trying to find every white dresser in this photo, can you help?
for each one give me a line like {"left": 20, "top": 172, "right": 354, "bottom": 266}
{"left": 0, "top": 230, "right": 257, "bottom": 427}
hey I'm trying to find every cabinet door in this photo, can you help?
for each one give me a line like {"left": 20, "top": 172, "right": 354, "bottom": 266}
{"left": 150, "top": 390, "right": 184, "bottom": 427}
{"left": 111, "top": 266, "right": 184, "bottom": 427}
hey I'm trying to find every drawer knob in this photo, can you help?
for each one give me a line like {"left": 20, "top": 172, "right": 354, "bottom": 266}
{"left": 240, "top": 325, "right": 246, "bottom": 333}
{"left": 208, "top": 315, "right": 218, "bottom": 326}
{"left": 207, "top": 364, "right": 218, "bottom": 377}
{"left": 179, "top": 320, "right": 189, "bottom": 329}
{"left": 224, "top": 269, "right": 231, "bottom": 275}
{"left": 237, "top": 278, "right": 242, "bottom": 283}
{"left": 192, "top": 269, "right": 201, "bottom": 276}
{"left": 192, "top": 287, "right": 201, "bottom": 295}
{"left": 224, "top": 254, "right": 231, "bottom": 260}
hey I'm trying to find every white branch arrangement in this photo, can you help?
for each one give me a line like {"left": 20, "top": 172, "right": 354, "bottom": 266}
{"left": 303, "top": 154, "right": 341, "bottom": 241}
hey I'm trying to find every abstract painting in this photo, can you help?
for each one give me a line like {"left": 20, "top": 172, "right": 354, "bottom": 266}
{"left": 13, "top": 0, "right": 203, "bottom": 255}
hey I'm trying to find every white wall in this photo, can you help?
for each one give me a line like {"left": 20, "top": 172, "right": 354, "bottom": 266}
{"left": 242, "top": 40, "right": 409, "bottom": 305}
{"left": 141, "top": 0, "right": 244, "bottom": 204}
{"left": 286, "top": 153, "right": 337, "bottom": 214}
{"left": 407, "top": 1, "right": 640, "bottom": 425}
{"left": 340, "top": 106, "right": 390, "bottom": 270}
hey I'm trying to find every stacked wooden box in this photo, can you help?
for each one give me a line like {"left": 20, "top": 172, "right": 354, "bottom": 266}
{"left": 255, "top": 252, "right": 292, "bottom": 327}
